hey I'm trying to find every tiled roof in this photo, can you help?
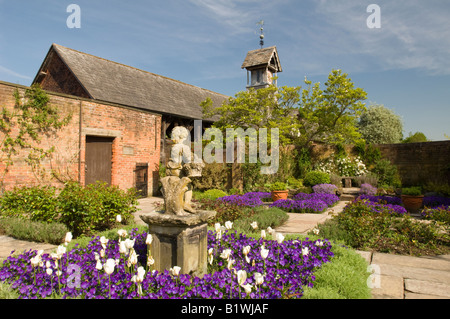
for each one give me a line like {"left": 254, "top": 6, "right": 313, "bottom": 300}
{"left": 34, "top": 44, "right": 228, "bottom": 121}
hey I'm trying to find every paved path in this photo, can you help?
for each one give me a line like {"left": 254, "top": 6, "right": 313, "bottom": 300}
{"left": 1, "top": 197, "right": 449, "bottom": 299}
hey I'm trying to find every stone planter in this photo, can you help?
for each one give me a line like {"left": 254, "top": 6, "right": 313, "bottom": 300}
{"left": 271, "top": 190, "right": 289, "bottom": 202}
{"left": 401, "top": 195, "right": 424, "bottom": 214}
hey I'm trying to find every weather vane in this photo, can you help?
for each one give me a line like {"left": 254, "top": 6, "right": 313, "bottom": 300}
{"left": 257, "top": 20, "right": 264, "bottom": 49}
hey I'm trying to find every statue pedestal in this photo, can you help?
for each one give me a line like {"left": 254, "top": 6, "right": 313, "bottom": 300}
{"left": 140, "top": 210, "right": 216, "bottom": 277}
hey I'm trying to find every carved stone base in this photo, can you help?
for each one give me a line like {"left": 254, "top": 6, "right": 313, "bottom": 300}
{"left": 140, "top": 210, "right": 216, "bottom": 277}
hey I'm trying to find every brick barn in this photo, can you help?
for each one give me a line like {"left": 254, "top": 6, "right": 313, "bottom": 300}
{"left": 0, "top": 43, "right": 227, "bottom": 196}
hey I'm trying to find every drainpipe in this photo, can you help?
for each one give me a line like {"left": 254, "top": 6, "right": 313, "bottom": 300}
{"left": 78, "top": 100, "right": 82, "bottom": 184}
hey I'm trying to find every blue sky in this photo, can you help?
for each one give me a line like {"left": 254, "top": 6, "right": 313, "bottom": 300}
{"left": 0, "top": 0, "right": 449, "bottom": 141}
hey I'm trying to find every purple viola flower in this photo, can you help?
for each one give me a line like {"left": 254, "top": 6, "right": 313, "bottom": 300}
{"left": 0, "top": 228, "right": 334, "bottom": 299}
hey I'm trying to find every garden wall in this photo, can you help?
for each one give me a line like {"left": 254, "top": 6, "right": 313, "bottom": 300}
{"left": 0, "top": 81, "right": 161, "bottom": 195}
{"left": 374, "top": 141, "right": 450, "bottom": 186}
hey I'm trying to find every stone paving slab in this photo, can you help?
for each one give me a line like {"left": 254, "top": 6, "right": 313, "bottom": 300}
{"left": 371, "top": 274, "right": 404, "bottom": 299}
{"left": 0, "top": 236, "right": 57, "bottom": 261}
{"left": 372, "top": 252, "right": 450, "bottom": 272}
{"left": 405, "top": 279, "right": 450, "bottom": 298}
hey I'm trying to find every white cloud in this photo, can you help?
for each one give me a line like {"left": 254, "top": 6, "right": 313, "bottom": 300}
{"left": 309, "top": 0, "right": 450, "bottom": 75}
{"left": 0, "top": 65, "right": 31, "bottom": 80}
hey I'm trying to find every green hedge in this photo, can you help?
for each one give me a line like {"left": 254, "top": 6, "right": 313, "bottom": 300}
{"left": 0, "top": 182, "right": 138, "bottom": 238}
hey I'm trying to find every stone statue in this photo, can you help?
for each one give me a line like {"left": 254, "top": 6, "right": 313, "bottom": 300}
{"left": 140, "top": 126, "right": 215, "bottom": 277}
{"left": 161, "top": 126, "right": 204, "bottom": 216}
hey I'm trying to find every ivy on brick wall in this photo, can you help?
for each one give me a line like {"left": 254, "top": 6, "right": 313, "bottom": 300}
{"left": 0, "top": 84, "right": 72, "bottom": 186}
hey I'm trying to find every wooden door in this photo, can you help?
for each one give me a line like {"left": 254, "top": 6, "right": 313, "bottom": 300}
{"left": 85, "top": 136, "right": 113, "bottom": 185}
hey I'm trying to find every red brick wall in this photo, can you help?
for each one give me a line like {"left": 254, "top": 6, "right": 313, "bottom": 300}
{"left": 375, "top": 141, "right": 450, "bottom": 186}
{"left": 0, "top": 81, "right": 161, "bottom": 195}
{"left": 36, "top": 51, "right": 90, "bottom": 99}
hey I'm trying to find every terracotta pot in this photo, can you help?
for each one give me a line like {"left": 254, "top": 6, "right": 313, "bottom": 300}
{"left": 271, "top": 190, "right": 289, "bottom": 202}
{"left": 401, "top": 195, "right": 424, "bottom": 213}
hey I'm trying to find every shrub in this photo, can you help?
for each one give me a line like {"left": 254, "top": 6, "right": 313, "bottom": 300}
{"left": 317, "top": 200, "right": 449, "bottom": 255}
{"left": 312, "top": 184, "right": 338, "bottom": 195}
{"left": 402, "top": 187, "right": 422, "bottom": 196}
{"left": 195, "top": 189, "right": 228, "bottom": 201}
{"left": 359, "top": 183, "right": 377, "bottom": 196}
{"left": 371, "top": 159, "right": 401, "bottom": 187}
{"left": 303, "top": 171, "right": 330, "bottom": 187}
{"left": 191, "top": 162, "right": 229, "bottom": 192}
{"left": 232, "top": 206, "right": 289, "bottom": 234}
{"left": 269, "top": 182, "right": 287, "bottom": 191}
{"left": 421, "top": 206, "right": 450, "bottom": 225}
{"left": 0, "top": 217, "right": 69, "bottom": 245}
{"left": 287, "top": 177, "right": 303, "bottom": 189}
{"left": 58, "top": 182, "right": 137, "bottom": 237}
{"left": 0, "top": 186, "right": 59, "bottom": 223}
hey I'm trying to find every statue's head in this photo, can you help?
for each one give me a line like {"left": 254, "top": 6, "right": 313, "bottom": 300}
{"left": 171, "top": 126, "right": 190, "bottom": 144}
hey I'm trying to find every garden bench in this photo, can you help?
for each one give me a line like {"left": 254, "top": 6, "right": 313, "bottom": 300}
{"left": 342, "top": 177, "right": 354, "bottom": 188}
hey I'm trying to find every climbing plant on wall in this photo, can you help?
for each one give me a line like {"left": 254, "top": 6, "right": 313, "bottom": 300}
{"left": 0, "top": 84, "right": 72, "bottom": 186}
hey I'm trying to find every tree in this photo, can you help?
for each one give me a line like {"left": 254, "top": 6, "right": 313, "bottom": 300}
{"left": 357, "top": 104, "right": 403, "bottom": 144}
{"left": 297, "top": 69, "right": 367, "bottom": 147}
{"left": 402, "top": 132, "right": 428, "bottom": 143}
{"left": 202, "top": 69, "right": 367, "bottom": 148}
{"left": 201, "top": 83, "right": 300, "bottom": 146}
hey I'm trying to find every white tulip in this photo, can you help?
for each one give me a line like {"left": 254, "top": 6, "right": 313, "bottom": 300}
{"left": 237, "top": 270, "right": 247, "bottom": 286}
{"left": 100, "top": 249, "right": 105, "bottom": 258}
{"left": 46, "top": 261, "right": 51, "bottom": 269}
{"left": 208, "top": 248, "right": 213, "bottom": 255}
{"left": 242, "top": 283, "right": 253, "bottom": 295}
{"left": 242, "top": 284, "right": 253, "bottom": 295}
{"left": 312, "top": 227, "right": 320, "bottom": 235}
{"left": 30, "top": 255, "right": 41, "bottom": 267}
{"left": 243, "top": 246, "right": 251, "bottom": 263}
{"left": 128, "top": 249, "right": 138, "bottom": 265}
{"left": 96, "top": 259, "right": 103, "bottom": 270}
{"left": 250, "top": 221, "right": 258, "bottom": 230}
{"left": 100, "top": 236, "right": 108, "bottom": 249}
{"left": 46, "top": 268, "right": 53, "bottom": 276}
{"left": 170, "top": 266, "right": 181, "bottom": 276}
{"left": 116, "top": 215, "right": 122, "bottom": 223}
{"left": 253, "top": 272, "right": 264, "bottom": 286}
{"left": 220, "top": 249, "right": 232, "bottom": 260}
{"left": 302, "top": 247, "right": 310, "bottom": 256}
{"left": 214, "top": 223, "right": 221, "bottom": 232}
{"left": 275, "top": 232, "right": 285, "bottom": 244}
{"left": 124, "top": 238, "right": 135, "bottom": 250}
{"left": 260, "top": 229, "right": 266, "bottom": 239}
{"left": 117, "top": 229, "right": 127, "bottom": 238}
{"left": 119, "top": 241, "right": 128, "bottom": 254}
{"left": 93, "top": 252, "right": 100, "bottom": 261}
{"left": 266, "top": 226, "right": 274, "bottom": 235}
{"left": 147, "top": 255, "right": 155, "bottom": 266}
{"left": 136, "top": 266, "right": 145, "bottom": 283}
{"left": 145, "top": 234, "right": 153, "bottom": 245}
{"left": 64, "top": 232, "right": 72, "bottom": 244}
{"left": 225, "top": 221, "right": 233, "bottom": 230}
{"left": 260, "top": 247, "right": 269, "bottom": 260}
{"left": 227, "top": 258, "right": 235, "bottom": 271}
{"left": 104, "top": 258, "right": 116, "bottom": 275}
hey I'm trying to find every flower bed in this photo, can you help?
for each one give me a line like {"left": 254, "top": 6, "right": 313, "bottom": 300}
{"left": 0, "top": 228, "right": 334, "bottom": 299}
{"left": 269, "top": 193, "right": 339, "bottom": 214}
{"left": 218, "top": 192, "right": 271, "bottom": 207}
